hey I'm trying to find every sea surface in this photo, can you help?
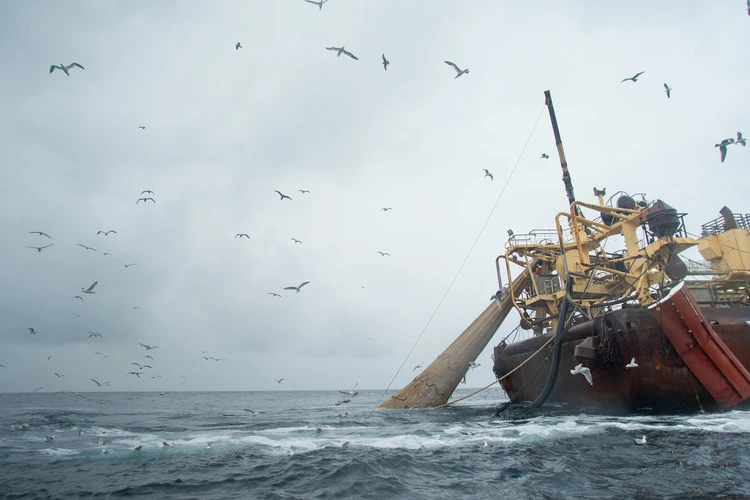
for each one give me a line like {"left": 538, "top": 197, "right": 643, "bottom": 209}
{"left": 2, "top": 388, "right": 750, "bottom": 499}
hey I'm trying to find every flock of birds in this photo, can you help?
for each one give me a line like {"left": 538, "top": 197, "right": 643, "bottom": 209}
{"left": 18, "top": 0, "right": 749, "bottom": 398}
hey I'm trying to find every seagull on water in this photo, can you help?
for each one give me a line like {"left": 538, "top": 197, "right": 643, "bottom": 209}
{"left": 304, "top": 0, "right": 327, "bottom": 10}
{"left": 290, "top": 238, "right": 302, "bottom": 244}
{"left": 540, "top": 153, "right": 550, "bottom": 159}
{"left": 134, "top": 445, "right": 143, "bottom": 451}
{"left": 570, "top": 363, "right": 593, "bottom": 385}
{"left": 715, "top": 138, "right": 735, "bottom": 163}
{"left": 46, "top": 435, "right": 56, "bottom": 442}
{"left": 620, "top": 71, "right": 645, "bottom": 83}
{"left": 206, "top": 441, "right": 213, "bottom": 450}
{"left": 27, "top": 244, "right": 53, "bottom": 252}
{"left": 275, "top": 190, "right": 292, "bottom": 200}
{"left": 28, "top": 231, "right": 51, "bottom": 238}
{"left": 244, "top": 409, "right": 259, "bottom": 416}
{"left": 235, "top": 42, "right": 242, "bottom": 50}
{"left": 376, "top": 251, "right": 391, "bottom": 256}
{"left": 444, "top": 61, "right": 469, "bottom": 78}
{"left": 97, "top": 230, "right": 117, "bottom": 236}
{"left": 326, "top": 46, "right": 359, "bottom": 60}
{"left": 163, "top": 441, "right": 173, "bottom": 447}
{"left": 268, "top": 292, "right": 281, "bottom": 297}
{"left": 136, "top": 197, "right": 156, "bottom": 204}
{"left": 50, "top": 62, "right": 84, "bottom": 75}
{"left": 664, "top": 83, "right": 672, "bottom": 98}
{"left": 483, "top": 169, "right": 493, "bottom": 181}
{"left": 235, "top": 233, "right": 250, "bottom": 238}
{"left": 735, "top": 131, "right": 746, "bottom": 146}
{"left": 635, "top": 435, "right": 647, "bottom": 445}
{"left": 81, "top": 281, "right": 98, "bottom": 294}
{"left": 626, "top": 357, "right": 639, "bottom": 369}
{"left": 382, "top": 54, "right": 389, "bottom": 71}
{"left": 284, "top": 281, "right": 310, "bottom": 293}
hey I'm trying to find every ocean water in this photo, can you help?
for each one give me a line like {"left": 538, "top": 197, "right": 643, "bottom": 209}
{"left": 2, "top": 388, "right": 750, "bottom": 499}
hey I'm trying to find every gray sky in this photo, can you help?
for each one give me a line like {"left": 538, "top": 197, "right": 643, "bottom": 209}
{"left": 1, "top": 1, "right": 748, "bottom": 393}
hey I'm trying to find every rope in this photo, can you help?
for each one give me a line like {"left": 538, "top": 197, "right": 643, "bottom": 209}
{"left": 433, "top": 329, "right": 556, "bottom": 409}
{"left": 369, "top": 104, "right": 547, "bottom": 416}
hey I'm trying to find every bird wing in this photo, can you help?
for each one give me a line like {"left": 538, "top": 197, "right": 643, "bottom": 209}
{"left": 298, "top": 281, "right": 310, "bottom": 290}
{"left": 67, "top": 63, "right": 85, "bottom": 70}
{"left": 325, "top": 46, "right": 340, "bottom": 51}
{"left": 444, "top": 61, "right": 461, "bottom": 73}
{"left": 343, "top": 50, "right": 358, "bottom": 60}
{"left": 86, "top": 281, "right": 98, "bottom": 292}
{"left": 720, "top": 145, "right": 727, "bottom": 162}
{"left": 50, "top": 65, "right": 60, "bottom": 73}
{"left": 283, "top": 286, "right": 298, "bottom": 291}
{"left": 663, "top": 83, "right": 669, "bottom": 91}
{"left": 634, "top": 71, "right": 645, "bottom": 78}
{"left": 382, "top": 54, "right": 387, "bottom": 63}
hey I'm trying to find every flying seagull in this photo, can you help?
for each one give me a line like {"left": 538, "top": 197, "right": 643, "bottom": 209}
{"left": 139, "top": 125, "right": 146, "bottom": 130}
{"left": 620, "top": 71, "right": 645, "bottom": 83}
{"left": 143, "top": 354, "right": 153, "bottom": 360}
{"left": 27, "top": 244, "right": 53, "bottom": 252}
{"left": 274, "top": 190, "right": 292, "bottom": 200}
{"left": 28, "top": 231, "right": 51, "bottom": 238}
{"left": 118, "top": 260, "right": 138, "bottom": 268}
{"left": 570, "top": 363, "right": 593, "bottom": 385}
{"left": 268, "top": 292, "right": 281, "bottom": 297}
{"left": 540, "top": 153, "right": 550, "bottom": 159}
{"left": 136, "top": 197, "right": 156, "bottom": 204}
{"left": 126, "top": 371, "right": 144, "bottom": 378}
{"left": 625, "top": 357, "right": 638, "bottom": 369}
{"left": 413, "top": 363, "right": 423, "bottom": 371}
{"left": 235, "top": 42, "right": 242, "bottom": 50}
{"left": 141, "top": 190, "right": 155, "bottom": 195}
{"left": 290, "top": 238, "right": 302, "bottom": 244}
{"left": 81, "top": 281, "right": 98, "bottom": 294}
{"left": 284, "top": 281, "right": 310, "bottom": 293}
{"left": 275, "top": 378, "right": 284, "bottom": 383}
{"left": 77, "top": 244, "right": 97, "bottom": 251}
{"left": 88, "top": 332, "right": 102, "bottom": 338}
{"left": 483, "top": 169, "right": 493, "bottom": 181}
{"left": 90, "top": 379, "right": 103, "bottom": 387}
{"left": 298, "top": 189, "right": 310, "bottom": 194}
{"left": 326, "top": 46, "right": 358, "bottom": 60}
{"left": 139, "top": 343, "right": 159, "bottom": 350}
{"left": 304, "top": 0, "right": 327, "bottom": 10}
{"left": 97, "top": 230, "right": 117, "bottom": 236}
{"left": 54, "top": 372, "right": 64, "bottom": 378}
{"left": 235, "top": 233, "right": 250, "bottom": 238}
{"left": 382, "top": 54, "right": 389, "bottom": 71}
{"left": 50, "top": 62, "right": 85, "bottom": 75}
{"left": 444, "top": 61, "right": 469, "bottom": 78}
{"left": 736, "top": 131, "right": 746, "bottom": 146}
{"left": 715, "top": 138, "right": 735, "bottom": 163}
{"left": 381, "top": 207, "right": 392, "bottom": 211}
{"left": 28, "top": 328, "right": 37, "bottom": 334}
{"left": 663, "top": 83, "right": 671, "bottom": 98}
{"left": 376, "top": 251, "right": 391, "bottom": 256}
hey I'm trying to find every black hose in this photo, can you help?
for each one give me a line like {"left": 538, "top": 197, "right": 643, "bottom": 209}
{"left": 528, "top": 292, "right": 572, "bottom": 408}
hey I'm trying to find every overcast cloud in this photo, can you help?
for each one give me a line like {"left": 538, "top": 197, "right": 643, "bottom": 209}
{"left": 1, "top": 1, "right": 748, "bottom": 393}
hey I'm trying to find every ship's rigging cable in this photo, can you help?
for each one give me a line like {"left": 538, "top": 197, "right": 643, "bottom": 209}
{"left": 370, "top": 105, "right": 547, "bottom": 416}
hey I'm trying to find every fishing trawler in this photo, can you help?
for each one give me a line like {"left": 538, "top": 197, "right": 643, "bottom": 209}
{"left": 379, "top": 91, "right": 750, "bottom": 413}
